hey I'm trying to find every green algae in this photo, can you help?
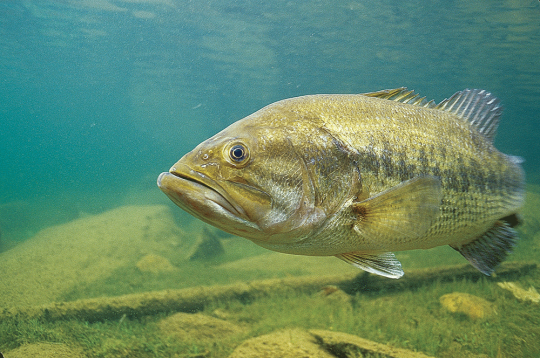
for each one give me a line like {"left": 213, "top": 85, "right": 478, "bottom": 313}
{"left": 1, "top": 187, "right": 539, "bottom": 357}
{"left": 1, "top": 261, "right": 539, "bottom": 357}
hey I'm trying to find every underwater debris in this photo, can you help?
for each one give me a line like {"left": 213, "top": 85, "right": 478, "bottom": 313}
{"left": 1, "top": 261, "right": 535, "bottom": 323}
{"left": 439, "top": 292, "right": 495, "bottom": 320}
{"left": 189, "top": 227, "right": 225, "bottom": 261}
{"left": 136, "top": 253, "right": 175, "bottom": 274}
{"left": 319, "top": 285, "right": 341, "bottom": 296}
{"left": 1, "top": 272, "right": 354, "bottom": 322}
{"left": 497, "top": 281, "right": 540, "bottom": 303}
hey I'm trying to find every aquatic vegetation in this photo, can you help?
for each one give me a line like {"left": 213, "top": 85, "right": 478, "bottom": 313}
{"left": 3, "top": 342, "right": 85, "bottom": 358}
{"left": 1, "top": 190, "right": 539, "bottom": 357}
{"left": 1, "top": 267, "right": 540, "bottom": 357}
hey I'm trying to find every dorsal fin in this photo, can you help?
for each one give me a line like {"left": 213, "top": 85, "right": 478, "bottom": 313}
{"left": 363, "top": 87, "right": 502, "bottom": 142}
{"left": 435, "top": 89, "right": 502, "bottom": 142}
{"left": 362, "top": 87, "right": 436, "bottom": 108}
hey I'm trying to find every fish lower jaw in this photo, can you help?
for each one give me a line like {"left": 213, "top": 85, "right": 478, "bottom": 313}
{"left": 157, "top": 172, "right": 262, "bottom": 236}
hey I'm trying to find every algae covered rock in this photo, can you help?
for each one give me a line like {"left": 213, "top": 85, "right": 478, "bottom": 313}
{"left": 228, "top": 329, "right": 334, "bottom": 358}
{"left": 158, "top": 312, "right": 244, "bottom": 342}
{"left": 310, "top": 329, "right": 435, "bottom": 358}
{"left": 316, "top": 285, "right": 353, "bottom": 305}
{"left": 439, "top": 292, "right": 495, "bottom": 320}
{"left": 229, "top": 328, "right": 435, "bottom": 358}
{"left": 0, "top": 205, "right": 183, "bottom": 308}
{"left": 497, "top": 281, "right": 540, "bottom": 303}
{"left": 136, "top": 253, "right": 176, "bottom": 274}
{"left": 4, "top": 342, "right": 85, "bottom": 358}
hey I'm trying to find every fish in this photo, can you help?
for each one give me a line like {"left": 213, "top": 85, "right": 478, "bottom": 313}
{"left": 157, "top": 88, "right": 525, "bottom": 278}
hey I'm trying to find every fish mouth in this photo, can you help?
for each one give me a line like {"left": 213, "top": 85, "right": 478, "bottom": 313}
{"left": 157, "top": 164, "right": 250, "bottom": 224}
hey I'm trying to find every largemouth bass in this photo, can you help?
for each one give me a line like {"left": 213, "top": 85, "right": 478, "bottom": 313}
{"left": 158, "top": 88, "right": 524, "bottom": 278}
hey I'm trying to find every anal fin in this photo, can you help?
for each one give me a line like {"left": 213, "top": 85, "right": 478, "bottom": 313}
{"left": 336, "top": 252, "right": 404, "bottom": 279}
{"left": 451, "top": 221, "right": 518, "bottom": 276}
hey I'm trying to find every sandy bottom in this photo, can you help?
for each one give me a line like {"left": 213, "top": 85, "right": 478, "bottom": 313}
{"left": 0, "top": 205, "right": 184, "bottom": 308}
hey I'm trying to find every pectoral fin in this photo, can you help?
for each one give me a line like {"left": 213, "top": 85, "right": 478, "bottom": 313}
{"left": 352, "top": 175, "right": 442, "bottom": 241}
{"left": 336, "top": 252, "right": 404, "bottom": 278}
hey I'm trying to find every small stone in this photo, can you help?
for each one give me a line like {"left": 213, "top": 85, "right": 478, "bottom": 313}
{"left": 319, "top": 285, "right": 340, "bottom": 296}
{"left": 228, "top": 329, "right": 334, "bottom": 358}
{"left": 316, "top": 285, "right": 352, "bottom": 305}
{"left": 136, "top": 254, "right": 175, "bottom": 274}
{"left": 212, "top": 308, "right": 231, "bottom": 320}
{"left": 440, "top": 292, "right": 495, "bottom": 320}
{"left": 497, "top": 281, "right": 540, "bottom": 303}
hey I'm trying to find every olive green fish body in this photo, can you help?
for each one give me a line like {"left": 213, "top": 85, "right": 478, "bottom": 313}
{"left": 158, "top": 88, "right": 524, "bottom": 278}
{"left": 259, "top": 93, "right": 522, "bottom": 251}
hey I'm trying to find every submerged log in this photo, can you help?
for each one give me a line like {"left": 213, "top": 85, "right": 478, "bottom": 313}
{"left": 340, "top": 260, "right": 537, "bottom": 295}
{"left": 1, "top": 261, "right": 535, "bottom": 323}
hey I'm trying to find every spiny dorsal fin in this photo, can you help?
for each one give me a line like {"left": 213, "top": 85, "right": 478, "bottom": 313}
{"left": 363, "top": 88, "right": 502, "bottom": 143}
{"left": 435, "top": 89, "right": 502, "bottom": 142}
{"left": 362, "top": 87, "right": 436, "bottom": 108}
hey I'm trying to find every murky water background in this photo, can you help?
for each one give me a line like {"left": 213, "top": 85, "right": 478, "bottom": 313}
{"left": 1, "top": 1, "right": 539, "bottom": 212}
{"left": 0, "top": 1, "right": 539, "bottom": 357}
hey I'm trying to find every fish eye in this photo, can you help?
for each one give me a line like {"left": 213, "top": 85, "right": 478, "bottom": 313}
{"left": 229, "top": 144, "right": 248, "bottom": 162}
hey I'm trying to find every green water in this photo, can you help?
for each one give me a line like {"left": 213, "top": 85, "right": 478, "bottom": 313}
{"left": 0, "top": 1, "right": 539, "bottom": 357}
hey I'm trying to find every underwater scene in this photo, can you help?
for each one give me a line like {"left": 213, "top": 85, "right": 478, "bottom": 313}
{"left": 1, "top": 0, "right": 540, "bottom": 357}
